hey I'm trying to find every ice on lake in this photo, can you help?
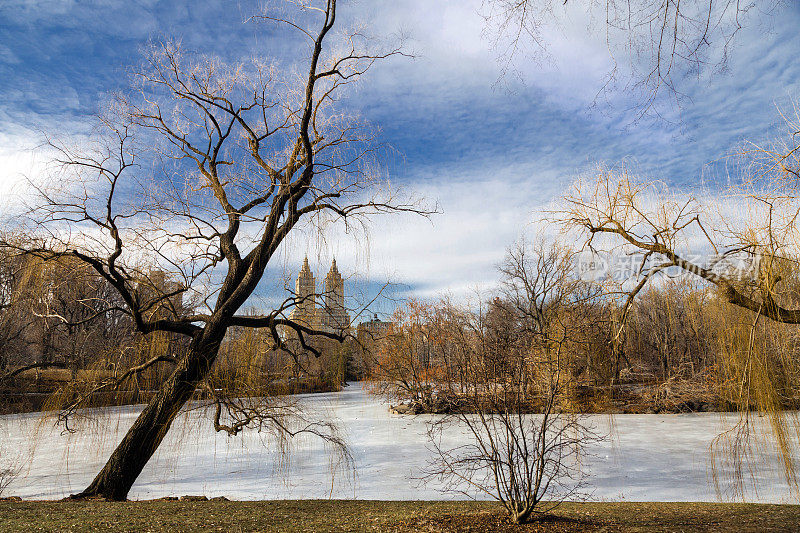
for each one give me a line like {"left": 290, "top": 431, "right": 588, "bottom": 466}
{"left": 2, "top": 382, "right": 798, "bottom": 502}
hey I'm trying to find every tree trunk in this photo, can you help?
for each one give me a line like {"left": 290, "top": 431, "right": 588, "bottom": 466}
{"left": 71, "top": 330, "right": 222, "bottom": 501}
{"left": 511, "top": 504, "right": 534, "bottom": 524}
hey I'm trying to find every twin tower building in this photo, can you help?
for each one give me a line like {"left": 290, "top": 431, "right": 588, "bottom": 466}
{"left": 289, "top": 257, "right": 351, "bottom": 333}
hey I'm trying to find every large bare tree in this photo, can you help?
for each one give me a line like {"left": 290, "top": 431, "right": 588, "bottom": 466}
{"left": 3, "top": 0, "right": 424, "bottom": 501}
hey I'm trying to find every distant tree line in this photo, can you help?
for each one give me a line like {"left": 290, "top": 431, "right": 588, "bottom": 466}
{"left": 0, "top": 245, "right": 363, "bottom": 414}
{"left": 367, "top": 242, "right": 800, "bottom": 415}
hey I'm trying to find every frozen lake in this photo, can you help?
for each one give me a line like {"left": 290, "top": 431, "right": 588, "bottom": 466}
{"left": 1, "top": 382, "right": 798, "bottom": 502}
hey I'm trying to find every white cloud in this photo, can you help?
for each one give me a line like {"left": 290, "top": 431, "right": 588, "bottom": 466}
{"left": 0, "top": 130, "right": 45, "bottom": 209}
{"left": 3, "top": 0, "right": 800, "bottom": 309}
{"left": 263, "top": 159, "right": 570, "bottom": 305}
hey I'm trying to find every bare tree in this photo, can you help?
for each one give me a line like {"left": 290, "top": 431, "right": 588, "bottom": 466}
{"left": 482, "top": 0, "right": 781, "bottom": 118}
{"left": 2, "top": 0, "right": 426, "bottom": 501}
{"left": 561, "top": 170, "right": 800, "bottom": 325}
{"left": 0, "top": 463, "right": 20, "bottom": 499}
{"left": 557, "top": 107, "right": 800, "bottom": 492}
{"left": 366, "top": 300, "right": 442, "bottom": 409}
{"left": 427, "top": 377, "right": 594, "bottom": 523}
{"left": 426, "top": 243, "right": 601, "bottom": 524}
{"left": 0, "top": 438, "right": 22, "bottom": 498}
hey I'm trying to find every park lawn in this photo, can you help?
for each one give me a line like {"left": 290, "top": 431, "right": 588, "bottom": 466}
{"left": 1, "top": 500, "right": 799, "bottom": 532}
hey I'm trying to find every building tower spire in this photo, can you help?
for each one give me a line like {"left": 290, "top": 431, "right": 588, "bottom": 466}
{"left": 323, "top": 257, "right": 347, "bottom": 331}
{"left": 288, "top": 257, "right": 350, "bottom": 334}
{"left": 291, "top": 256, "right": 316, "bottom": 327}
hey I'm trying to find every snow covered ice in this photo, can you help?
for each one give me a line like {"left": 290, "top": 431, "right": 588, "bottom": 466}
{"left": 2, "top": 383, "right": 797, "bottom": 502}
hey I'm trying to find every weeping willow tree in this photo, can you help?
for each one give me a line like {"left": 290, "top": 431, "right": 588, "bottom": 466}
{"left": 2, "top": 0, "right": 426, "bottom": 501}
{"left": 558, "top": 105, "right": 800, "bottom": 497}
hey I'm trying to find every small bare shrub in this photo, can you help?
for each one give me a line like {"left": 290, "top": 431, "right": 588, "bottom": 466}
{"left": 0, "top": 450, "right": 21, "bottom": 497}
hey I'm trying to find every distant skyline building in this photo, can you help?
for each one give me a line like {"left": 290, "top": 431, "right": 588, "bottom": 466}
{"left": 356, "top": 313, "right": 392, "bottom": 343}
{"left": 289, "top": 257, "right": 351, "bottom": 334}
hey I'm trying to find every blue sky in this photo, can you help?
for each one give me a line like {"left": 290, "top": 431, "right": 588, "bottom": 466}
{"left": 2, "top": 0, "right": 799, "bottom": 315}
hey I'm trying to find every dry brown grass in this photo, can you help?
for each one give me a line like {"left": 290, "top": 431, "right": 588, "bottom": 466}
{"left": 1, "top": 500, "right": 799, "bottom": 532}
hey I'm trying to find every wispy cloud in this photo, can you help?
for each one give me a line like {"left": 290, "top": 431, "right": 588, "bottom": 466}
{"left": 2, "top": 0, "right": 800, "bottom": 307}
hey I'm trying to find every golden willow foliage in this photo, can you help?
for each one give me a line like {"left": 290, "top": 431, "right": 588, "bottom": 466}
{"left": 365, "top": 300, "right": 449, "bottom": 407}
{"left": 207, "top": 324, "right": 353, "bottom": 399}
{"left": 41, "top": 332, "right": 179, "bottom": 421}
{"left": 371, "top": 266, "right": 800, "bottom": 497}
{"left": 709, "top": 289, "right": 800, "bottom": 498}
{"left": 0, "top": 250, "right": 354, "bottom": 418}
{"left": 367, "top": 270, "right": 611, "bottom": 416}
{"left": 556, "top": 104, "right": 800, "bottom": 497}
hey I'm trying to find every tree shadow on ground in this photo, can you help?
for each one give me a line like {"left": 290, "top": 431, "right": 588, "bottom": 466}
{"left": 400, "top": 511, "right": 613, "bottom": 532}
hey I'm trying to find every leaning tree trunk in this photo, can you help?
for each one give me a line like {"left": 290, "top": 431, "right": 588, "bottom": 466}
{"left": 72, "top": 329, "right": 223, "bottom": 501}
